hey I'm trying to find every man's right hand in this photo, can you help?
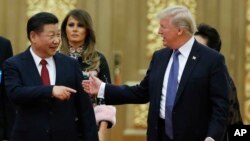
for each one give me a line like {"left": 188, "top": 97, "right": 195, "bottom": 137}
{"left": 82, "top": 75, "right": 102, "bottom": 95}
{"left": 52, "top": 86, "right": 76, "bottom": 101}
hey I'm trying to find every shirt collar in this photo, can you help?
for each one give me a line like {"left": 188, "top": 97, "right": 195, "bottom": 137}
{"left": 178, "top": 36, "right": 195, "bottom": 58}
{"left": 29, "top": 47, "right": 53, "bottom": 67}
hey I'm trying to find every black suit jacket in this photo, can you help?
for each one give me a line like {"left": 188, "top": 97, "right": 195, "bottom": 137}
{"left": 104, "top": 40, "right": 229, "bottom": 141}
{"left": 3, "top": 48, "right": 98, "bottom": 141}
{"left": 0, "top": 36, "right": 14, "bottom": 141}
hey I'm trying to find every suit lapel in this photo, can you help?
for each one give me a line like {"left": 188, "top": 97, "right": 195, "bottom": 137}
{"left": 53, "top": 53, "right": 63, "bottom": 85}
{"left": 154, "top": 49, "right": 172, "bottom": 104}
{"left": 21, "top": 48, "right": 42, "bottom": 85}
{"left": 158, "top": 49, "right": 172, "bottom": 84}
{"left": 174, "top": 42, "right": 201, "bottom": 105}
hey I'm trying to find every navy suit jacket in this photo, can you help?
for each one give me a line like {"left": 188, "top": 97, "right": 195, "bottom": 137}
{"left": 3, "top": 48, "right": 98, "bottom": 141}
{"left": 104, "top": 40, "right": 229, "bottom": 141}
{"left": 0, "top": 36, "right": 14, "bottom": 141}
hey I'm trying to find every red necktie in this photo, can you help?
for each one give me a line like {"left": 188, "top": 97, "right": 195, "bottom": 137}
{"left": 40, "top": 59, "right": 50, "bottom": 85}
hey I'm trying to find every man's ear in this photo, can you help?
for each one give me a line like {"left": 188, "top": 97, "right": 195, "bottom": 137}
{"left": 177, "top": 28, "right": 184, "bottom": 35}
{"left": 30, "top": 31, "right": 37, "bottom": 43}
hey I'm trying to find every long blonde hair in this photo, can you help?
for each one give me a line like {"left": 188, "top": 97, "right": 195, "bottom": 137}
{"left": 60, "top": 9, "right": 100, "bottom": 71}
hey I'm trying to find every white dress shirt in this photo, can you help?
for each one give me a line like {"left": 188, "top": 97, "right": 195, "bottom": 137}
{"left": 30, "top": 47, "right": 56, "bottom": 85}
{"left": 159, "top": 37, "right": 194, "bottom": 119}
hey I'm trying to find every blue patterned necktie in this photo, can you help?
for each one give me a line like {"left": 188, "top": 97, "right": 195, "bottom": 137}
{"left": 165, "top": 50, "right": 180, "bottom": 139}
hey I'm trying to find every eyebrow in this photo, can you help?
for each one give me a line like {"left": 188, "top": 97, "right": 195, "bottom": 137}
{"left": 47, "top": 30, "right": 60, "bottom": 33}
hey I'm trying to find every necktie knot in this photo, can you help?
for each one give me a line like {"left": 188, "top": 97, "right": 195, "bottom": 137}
{"left": 173, "top": 49, "right": 180, "bottom": 56}
{"left": 40, "top": 59, "right": 47, "bottom": 66}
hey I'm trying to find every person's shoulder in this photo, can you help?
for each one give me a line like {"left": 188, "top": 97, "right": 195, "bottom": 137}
{"left": 157, "top": 47, "right": 170, "bottom": 52}
{"left": 194, "top": 41, "right": 225, "bottom": 64}
{"left": 194, "top": 40, "right": 222, "bottom": 57}
{"left": 96, "top": 51, "right": 106, "bottom": 58}
{"left": 0, "top": 36, "right": 9, "bottom": 42}
{"left": 96, "top": 51, "right": 108, "bottom": 62}
{"left": 4, "top": 50, "right": 25, "bottom": 64}
{"left": 55, "top": 52, "right": 78, "bottom": 64}
{"left": 153, "top": 47, "right": 171, "bottom": 56}
{"left": 0, "top": 36, "right": 11, "bottom": 47}
{"left": 56, "top": 52, "right": 75, "bottom": 60}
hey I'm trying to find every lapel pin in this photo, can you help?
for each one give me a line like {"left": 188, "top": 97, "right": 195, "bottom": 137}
{"left": 192, "top": 56, "right": 196, "bottom": 60}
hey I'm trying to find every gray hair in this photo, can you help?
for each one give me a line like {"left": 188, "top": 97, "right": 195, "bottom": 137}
{"left": 156, "top": 5, "right": 197, "bottom": 35}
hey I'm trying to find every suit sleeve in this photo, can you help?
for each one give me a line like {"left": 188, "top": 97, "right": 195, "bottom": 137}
{"left": 3, "top": 59, "right": 53, "bottom": 105}
{"left": 207, "top": 54, "right": 230, "bottom": 140}
{"left": 104, "top": 51, "right": 158, "bottom": 105}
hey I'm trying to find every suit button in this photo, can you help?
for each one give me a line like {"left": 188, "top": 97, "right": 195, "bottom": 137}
{"left": 49, "top": 111, "right": 53, "bottom": 115}
{"left": 46, "top": 129, "right": 49, "bottom": 133}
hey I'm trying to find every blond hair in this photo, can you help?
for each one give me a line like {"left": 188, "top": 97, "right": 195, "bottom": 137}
{"left": 157, "top": 5, "right": 197, "bottom": 35}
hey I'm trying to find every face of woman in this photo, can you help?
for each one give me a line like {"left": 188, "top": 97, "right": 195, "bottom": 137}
{"left": 66, "top": 16, "right": 87, "bottom": 46}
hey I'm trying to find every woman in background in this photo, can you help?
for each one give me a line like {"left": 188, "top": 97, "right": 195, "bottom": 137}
{"left": 60, "top": 9, "right": 116, "bottom": 141}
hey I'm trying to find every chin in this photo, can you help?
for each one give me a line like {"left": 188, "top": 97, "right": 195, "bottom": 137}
{"left": 49, "top": 51, "right": 57, "bottom": 56}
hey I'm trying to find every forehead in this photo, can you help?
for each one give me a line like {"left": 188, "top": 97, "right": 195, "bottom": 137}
{"left": 67, "top": 16, "right": 79, "bottom": 22}
{"left": 160, "top": 17, "right": 172, "bottom": 25}
{"left": 42, "top": 24, "right": 60, "bottom": 33}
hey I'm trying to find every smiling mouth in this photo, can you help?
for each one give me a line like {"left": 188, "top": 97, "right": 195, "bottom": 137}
{"left": 50, "top": 46, "right": 58, "bottom": 50}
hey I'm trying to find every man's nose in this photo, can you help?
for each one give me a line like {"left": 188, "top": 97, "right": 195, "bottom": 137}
{"left": 158, "top": 28, "right": 162, "bottom": 34}
{"left": 53, "top": 37, "right": 61, "bottom": 44}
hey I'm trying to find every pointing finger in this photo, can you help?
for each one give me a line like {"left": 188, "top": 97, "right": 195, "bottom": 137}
{"left": 66, "top": 87, "right": 77, "bottom": 93}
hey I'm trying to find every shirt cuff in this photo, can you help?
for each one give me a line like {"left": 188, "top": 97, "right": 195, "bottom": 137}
{"left": 97, "top": 82, "right": 105, "bottom": 99}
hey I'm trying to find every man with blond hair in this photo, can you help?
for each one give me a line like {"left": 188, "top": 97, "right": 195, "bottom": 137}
{"left": 83, "top": 5, "right": 229, "bottom": 141}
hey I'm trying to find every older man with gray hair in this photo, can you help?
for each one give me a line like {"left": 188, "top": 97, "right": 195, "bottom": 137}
{"left": 83, "top": 5, "right": 229, "bottom": 141}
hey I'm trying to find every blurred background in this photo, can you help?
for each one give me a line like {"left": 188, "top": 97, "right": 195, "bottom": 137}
{"left": 0, "top": 0, "right": 249, "bottom": 140}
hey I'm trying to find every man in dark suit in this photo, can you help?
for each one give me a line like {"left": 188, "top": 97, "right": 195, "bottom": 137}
{"left": 0, "top": 36, "right": 14, "bottom": 141}
{"left": 3, "top": 12, "right": 98, "bottom": 141}
{"left": 83, "top": 5, "right": 229, "bottom": 141}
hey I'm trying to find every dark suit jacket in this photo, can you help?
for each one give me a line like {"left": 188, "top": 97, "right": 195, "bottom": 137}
{"left": 104, "top": 40, "right": 229, "bottom": 141}
{"left": 3, "top": 48, "right": 99, "bottom": 141}
{"left": 0, "top": 36, "right": 14, "bottom": 141}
